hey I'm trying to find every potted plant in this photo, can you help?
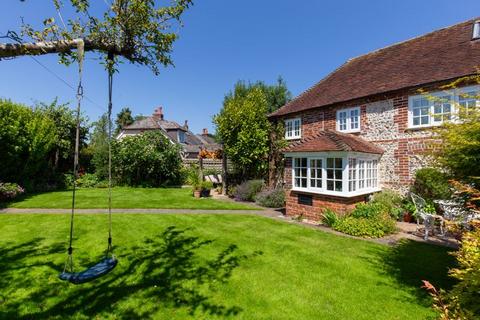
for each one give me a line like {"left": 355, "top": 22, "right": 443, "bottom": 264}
{"left": 200, "top": 181, "right": 214, "bottom": 197}
{"left": 402, "top": 200, "right": 416, "bottom": 223}
{"left": 192, "top": 181, "right": 202, "bottom": 198}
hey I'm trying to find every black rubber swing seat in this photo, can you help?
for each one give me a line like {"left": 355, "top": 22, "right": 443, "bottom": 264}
{"left": 59, "top": 257, "right": 117, "bottom": 284}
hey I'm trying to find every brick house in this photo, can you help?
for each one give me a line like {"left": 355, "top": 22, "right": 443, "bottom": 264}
{"left": 269, "top": 18, "right": 480, "bottom": 220}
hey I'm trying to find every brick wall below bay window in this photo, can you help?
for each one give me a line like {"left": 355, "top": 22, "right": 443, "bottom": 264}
{"left": 285, "top": 191, "right": 368, "bottom": 221}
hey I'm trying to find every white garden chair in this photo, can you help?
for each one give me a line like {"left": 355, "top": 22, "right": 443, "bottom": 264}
{"left": 411, "top": 193, "right": 445, "bottom": 240}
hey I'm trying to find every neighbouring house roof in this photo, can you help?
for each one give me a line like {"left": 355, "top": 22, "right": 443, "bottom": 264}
{"left": 123, "top": 116, "right": 187, "bottom": 131}
{"left": 119, "top": 112, "right": 220, "bottom": 155}
{"left": 283, "top": 130, "right": 384, "bottom": 154}
{"left": 271, "top": 18, "right": 480, "bottom": 117}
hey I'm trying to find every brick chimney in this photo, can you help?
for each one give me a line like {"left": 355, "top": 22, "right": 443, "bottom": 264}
{"left": 184, "top": 120, "right": 189, "bottom": 130}
{"left": 202, "top": 128, "right": 208, "bottom": 136}
{"left": 153, "top": 106, "right": 164, "bottom": 120}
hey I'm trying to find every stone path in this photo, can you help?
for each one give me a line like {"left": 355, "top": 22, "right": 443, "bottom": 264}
{"left": 0, "top": 207, "right": 458, "bottom": 248}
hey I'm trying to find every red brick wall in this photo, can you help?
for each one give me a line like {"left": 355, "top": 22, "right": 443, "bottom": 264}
{"left": 285, "top": 191, "right": 368, "bottom": 220}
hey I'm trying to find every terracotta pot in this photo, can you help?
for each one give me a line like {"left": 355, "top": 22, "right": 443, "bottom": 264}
{"left": 193, "top": 190, "right": 201, "bottom": 198}
{"left": 403, "top": 212, "right": 413, "bottom": 223}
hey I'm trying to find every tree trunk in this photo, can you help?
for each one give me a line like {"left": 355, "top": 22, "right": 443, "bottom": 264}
{"left": 0, "top": 39, "right": 126, "bottom": 59}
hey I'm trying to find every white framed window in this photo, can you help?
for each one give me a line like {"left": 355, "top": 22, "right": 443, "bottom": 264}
{"left": 291, "top": 153, "right": 379, "bottom": 197}
{"left": 285, "top": 118, "right": 301, "bottom": 139}
{"left": 348, "top": 158, "right": 357, "bottom": 192}
{"left": 293, "top": 158, "right": 307, "bottom": 188}
{"left": 408, "top": 85, "right": 480, "bottom": 128}
{"left": 326, "top": 158, "right": 343, "bottom": 192}
{"left": 309, "top": 158, "right": 323, "bottom": 189}
{"left": 336, "top": 107, "right": 360, "bottom": 133}
{"left": 458, "top": 89, "right": 480, "bottom": 117}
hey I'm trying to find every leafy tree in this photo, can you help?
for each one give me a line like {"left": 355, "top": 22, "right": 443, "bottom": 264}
{"left": 112, "top": 131, "right": 182, "bottom": 186}
{"left": 223, "top": 77, "right": 291, "bottom": 113}
{"left": 0, "top": 99, "right": 57, "bottom": 189}
{"left": 215, "top": 79, "right": 290, "bottom": 181}
{"left": 115, "top": 107, "right": 134, "bottom": 135}
{"left": 2, "top": 0, "right": 193, "bottom": 75}
{"left": 214, "top": 88, "right": 271, "bottom": 179}
{"left": 35, "top": 99, "right": 88, "bottom": 173}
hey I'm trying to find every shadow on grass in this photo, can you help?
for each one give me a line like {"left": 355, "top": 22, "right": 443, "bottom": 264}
{"left": 0, "top": 227, "right": 261, "bottom": 319}
{"left": 367, "top": 239, "right": 457, "bottom": 305}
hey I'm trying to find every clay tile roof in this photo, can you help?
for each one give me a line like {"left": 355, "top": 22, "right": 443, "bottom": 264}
{"left": 283, "top": 130, "right": 384, "bottom": 154}
{"left": 271, "top": 18, "right": 480, "bottom": 117}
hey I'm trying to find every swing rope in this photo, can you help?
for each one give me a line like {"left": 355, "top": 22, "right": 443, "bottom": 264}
{"left": 64, "top": 39, "right": 85, "bottom": 273}
{"left": 106, "top": 51, "right": 114, "bottom": 257}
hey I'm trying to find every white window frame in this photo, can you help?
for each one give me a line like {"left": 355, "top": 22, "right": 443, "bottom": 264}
{"left": 336, "top": 107, "right": 361, "bottom": 133}
{"left": 408, "top": 85, "right": 480, "bottom": 128}
{"left": 289, "top": 151, "right": 380, "bottom": 197}
{"left": 285, "top": 117, "right": 302, "bottom": 140}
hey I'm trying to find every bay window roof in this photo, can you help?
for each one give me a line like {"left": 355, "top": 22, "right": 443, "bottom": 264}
{"left": 283, "top": 130, "right": 383, "bottom": 154}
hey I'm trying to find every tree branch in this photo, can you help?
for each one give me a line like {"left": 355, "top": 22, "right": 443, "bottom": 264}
{"left": 0, "top": 38, "right": 130, "bottom": 59}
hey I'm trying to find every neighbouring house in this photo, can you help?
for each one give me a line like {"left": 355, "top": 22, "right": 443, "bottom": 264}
{"left": 117, "top": 107, "right": 221, "bottom": 160}
{"left": 269, "top": 18, "right": 480, "bottom": 220}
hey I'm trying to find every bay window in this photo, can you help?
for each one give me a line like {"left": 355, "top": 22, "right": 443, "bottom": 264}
{"left": 336, "top": 107, "right": 360, "bottom": 133}
{"left": 409, "top": 85, "right": 479, "bottom": 128}
{"left": 285, "top": 118, "right": 301, "bottom": 139}
{"left": 291, "top": 153, "right": 379, "bottom": 197}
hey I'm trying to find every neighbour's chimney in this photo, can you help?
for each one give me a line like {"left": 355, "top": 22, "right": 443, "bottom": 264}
{"left": 184, "top": 120, "right": 189, "bottom": 130}
{"left": 153, "top": 106, "right": 164, "bottom": 120}
{"left": 473, "top": 20, "right": 480, "bottom": 40}
{"left": 202, "top": 128, "right": 208, "bottom": 136}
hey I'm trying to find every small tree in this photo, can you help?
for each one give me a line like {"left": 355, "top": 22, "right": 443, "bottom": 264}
{"left": 215, "top": 79, "right": 290, "bottom": 181}
{"left": 214, "top": 88, "right": 271, "bottom": 179}
{"left": 112, "top": 131, "right": 183, "bottom": 186}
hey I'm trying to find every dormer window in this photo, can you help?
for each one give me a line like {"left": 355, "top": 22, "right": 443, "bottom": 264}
{"left": 285, "top": 118, "right": 301, "bottom": 139}
{"left": 336, "top": 107, "right": 360, "bottom": 133}
{"left": 473, "top": 20, "right": 480, "bottom": 40}
{"left": 178, "top": 130, "right": 185, "bottom": 143}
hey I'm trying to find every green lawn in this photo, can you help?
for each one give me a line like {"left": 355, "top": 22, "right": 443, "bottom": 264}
{"left": 0, "top": 214, "right": 455, "bottom": 319}
{"left": 7, "top": 187, "right": 254, "bottom": 210}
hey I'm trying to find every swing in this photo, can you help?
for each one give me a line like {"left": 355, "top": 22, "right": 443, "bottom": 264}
{"left": 59, "top": 41, "right": 117, "bottom": 284}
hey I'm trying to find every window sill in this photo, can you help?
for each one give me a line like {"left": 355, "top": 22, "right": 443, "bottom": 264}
{"left": 285, "top": 136, "right": 302, "bottom": 140}
{"left": 337, "top": 129, "right": 361, "bottom": 134}
{"left": 291, "top": 187, "right": 380, "bottom": 198}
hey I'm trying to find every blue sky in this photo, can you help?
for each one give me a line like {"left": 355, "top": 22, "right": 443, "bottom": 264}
{"left": 1, "top": 0, "right": 479, "bottom": 134}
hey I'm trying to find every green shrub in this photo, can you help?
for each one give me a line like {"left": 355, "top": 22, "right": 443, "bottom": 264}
{"left": 333, "top": 213, "right": 397, "bottom": 238}
{"left": 112, "top": 131, "right": 183, "bottom": 187}
{"left": 255, "top": 188, "right": 285, "bottom": 208}
{"left": 423, "top": 224, "right": 480, "bottom": 319}
{"left": 321, "top": 209, "right": 338, "bottom": 227}
{"left": 201, "top": 181, "right": 214, "bottom": 190}
{"left": 76, "top": 173, "right": 99, "bottom": 188}
{"left": 351, "top": 202, "right": 385, "bottom": 219}
{"left": 234, "top": 180, "right": 264, "bottom": 201}
{"left": 412, "top": 168, "right": 452, "bottom": 200}
{"left": 184, "top": 165, "right": 201, "bottom": 186}
{"left": 371, "top": 190, "right": 403, "bottom": 219}
{"left": 0, "top": 182, "right": 25, "bottom": 202}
